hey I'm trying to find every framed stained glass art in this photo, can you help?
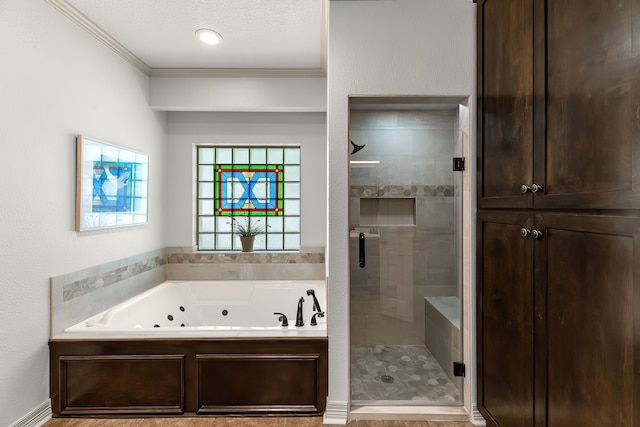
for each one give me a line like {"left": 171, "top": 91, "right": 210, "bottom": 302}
{"left": 75, "top": 135, "right": 149, "bottom": 231}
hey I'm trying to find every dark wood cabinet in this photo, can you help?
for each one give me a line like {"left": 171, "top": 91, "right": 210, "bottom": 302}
{"left": 478, "top": 212, "right": 640, "bottom": 427}
{"left": 477, "top": 0, "right": 534, "bottom": 208}
{"left": 477, "top": 211, "right": 534, "bottom": 427}
{"left": 478, "top": 0, "right": 640, "bottom": 210}
{"left": 536, "top": 0, "right": 640, "bottom": 210}
{"left": 477, "top": 0, "right": 640, "bottom": 426}
{"left": 534, "top": 213, "right": 640, "bottom": 427}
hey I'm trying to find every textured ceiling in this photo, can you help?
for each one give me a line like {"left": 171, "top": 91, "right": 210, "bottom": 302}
{"left": 62, "top": 0, "right": 325, "bottom": 70}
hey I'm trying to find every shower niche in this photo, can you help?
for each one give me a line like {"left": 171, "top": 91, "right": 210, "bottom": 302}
{"left": 356, "top": 198, "right": 416, "bottom": 227}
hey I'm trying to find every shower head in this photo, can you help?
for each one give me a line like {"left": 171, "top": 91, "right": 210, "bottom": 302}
{"left": 350, "top": 140, "right": 366, "bottom": 155}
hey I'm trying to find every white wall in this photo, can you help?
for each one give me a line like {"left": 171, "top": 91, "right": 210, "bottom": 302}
{"left": 0, "top": 1, "right": 166, "bottom": 425}
{"left": 150, "top": 77, "right": 327, "bottom": 113}
{"left": 326, "top": 0, "right": 475, "bottom": 421}
{"left": 165, "top": 111, "right": 327, "bottom": 249}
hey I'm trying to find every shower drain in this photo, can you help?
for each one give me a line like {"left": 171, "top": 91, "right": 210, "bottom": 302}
{"left": 380, "top": 375, "right": 394, "bottom": 384}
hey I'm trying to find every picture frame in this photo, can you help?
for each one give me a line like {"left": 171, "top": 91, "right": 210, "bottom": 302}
{"left": 75, "top": 135, "right": 149, "bottom": 231}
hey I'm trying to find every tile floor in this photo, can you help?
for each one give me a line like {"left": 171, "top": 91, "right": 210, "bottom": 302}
{"left": 43, "top": 418, "right": 475, "bottom": 426}
{"left": 44, "top": 344, "right": 466, "bottom": 427}
{"left": 351, "top": 345, "right": 459, "bottom": 403}
{"left": 42, "top": 351, "right": 468, "bottom": 427}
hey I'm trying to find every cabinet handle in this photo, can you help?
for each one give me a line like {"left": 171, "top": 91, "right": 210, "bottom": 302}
{"left": 531, "top": 183, "right": 544, "bottom": 193}
{"left": 520, "top": 227, "right": 531, "bottom": 237}
{"left": 531, "top": 229, "right": 544, "bottom": 239}
{"left": 521, "top": 184, "right": 545, "bottom": 194}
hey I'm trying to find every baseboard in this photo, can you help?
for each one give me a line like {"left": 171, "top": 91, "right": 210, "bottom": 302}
{"left": 323, "top": 400, "right": 349, "bottom": 425}
{"left": 471, "top": 403, "right": 487, "bottom": 426}
{"left": 9, "top": 399, "right": 51, "bottom": 427}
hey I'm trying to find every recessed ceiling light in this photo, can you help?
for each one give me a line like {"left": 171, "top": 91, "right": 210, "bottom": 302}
{"left": 196, "top": 28, "right": 222, "bottom": 45}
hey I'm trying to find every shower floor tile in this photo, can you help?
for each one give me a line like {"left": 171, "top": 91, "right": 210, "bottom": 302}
{"left": 351, "top": 345, "right": 460, "bottom": 403}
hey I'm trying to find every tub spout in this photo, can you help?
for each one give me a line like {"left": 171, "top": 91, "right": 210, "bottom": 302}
{"left": 306, "top": 289, "right": 322, "bottom": 313}
{"left": 295, "top": 297, "right": 305, "bottom": 327}
{"left": 273, "top": 312, "right": 289, "bottom": 327}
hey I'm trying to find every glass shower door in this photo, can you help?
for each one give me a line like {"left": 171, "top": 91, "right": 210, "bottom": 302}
{"left": 349, "top": 108, "right": 463, "bottom": 406}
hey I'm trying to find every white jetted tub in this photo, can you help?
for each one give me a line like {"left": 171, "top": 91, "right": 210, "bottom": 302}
{"left": 50, "top": 280, "right": 328, "bottom": 417}
{"left": 64, "top": 279, "right": 327, "bottom": 336}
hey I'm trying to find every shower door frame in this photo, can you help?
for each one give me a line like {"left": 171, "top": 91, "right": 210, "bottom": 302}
{"left": 347, "top": 96, "right": 475, "bottom": 422}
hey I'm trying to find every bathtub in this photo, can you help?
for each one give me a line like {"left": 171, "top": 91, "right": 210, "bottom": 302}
{"left": 62, "top": 280, "right": 327, "bottom": 337}
{"left": 50, "top": 280, "right": 328, "bottom": 417}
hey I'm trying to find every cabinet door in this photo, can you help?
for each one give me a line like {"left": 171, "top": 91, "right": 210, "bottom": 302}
{"left": 477, "top": 0, "right": 534, "bottom": 209}
{"left": 477, "top": 211, "right": 534, "bottom": 427}
{"left": 533, "top": 1, "right": 640, "bottom": 209}
{"left": 534, "top": 213, "right": 640, "bottom": 427}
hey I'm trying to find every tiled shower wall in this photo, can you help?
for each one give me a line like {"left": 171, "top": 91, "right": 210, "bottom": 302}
{"left": 349, "top": 110, "right": 458, "bottom": 345}
{"left": 51, "top": 247, "right": 325, "bottom": 336}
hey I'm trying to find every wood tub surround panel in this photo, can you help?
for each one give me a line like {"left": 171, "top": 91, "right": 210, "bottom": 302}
{"left": 197, "top": 354, "right": 321, "bottom": 414}
{"left": 59, "top": 355, "right": 185, "bottom": 415}
{"left": 50, "top": 338, "right": 328, "bottom": 417}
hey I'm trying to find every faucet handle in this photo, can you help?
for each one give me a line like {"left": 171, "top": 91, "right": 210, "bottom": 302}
{"left": 310, "top": 311, "right": 325, "bottom": 326}
{"left": 273, "top": 312, "right": 289, "bottom": 327}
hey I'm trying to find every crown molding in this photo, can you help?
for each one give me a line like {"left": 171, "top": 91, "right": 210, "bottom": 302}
{"left": 45, "top": 0, "right": 328, "bottom": 79}
{"left": 149, "top": 68, "right": 326, "bottom": 78}
{"left": 44, "top": 0, "right": 152, "bottom": 76}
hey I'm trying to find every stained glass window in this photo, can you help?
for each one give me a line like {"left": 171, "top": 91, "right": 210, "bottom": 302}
{"left": 196, "top": 146, "right": 301, "bottom": 251}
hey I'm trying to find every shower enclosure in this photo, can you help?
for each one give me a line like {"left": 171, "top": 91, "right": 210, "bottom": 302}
{"left": 349, "top": 102, "right": 464, "bottom": 407}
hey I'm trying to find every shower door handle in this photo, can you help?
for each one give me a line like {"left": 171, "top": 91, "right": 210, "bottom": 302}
{"left": 359, "top": 232, "right": 365, "bottom": 268}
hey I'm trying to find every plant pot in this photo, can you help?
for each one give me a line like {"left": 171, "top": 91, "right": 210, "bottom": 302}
{"left": 240, "top": 236, "right": 255, "bottom": 252}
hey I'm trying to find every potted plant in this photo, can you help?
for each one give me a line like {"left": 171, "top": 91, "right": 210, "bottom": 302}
{"left": 231, "top": 216, "right": 267, "bottom": 252}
